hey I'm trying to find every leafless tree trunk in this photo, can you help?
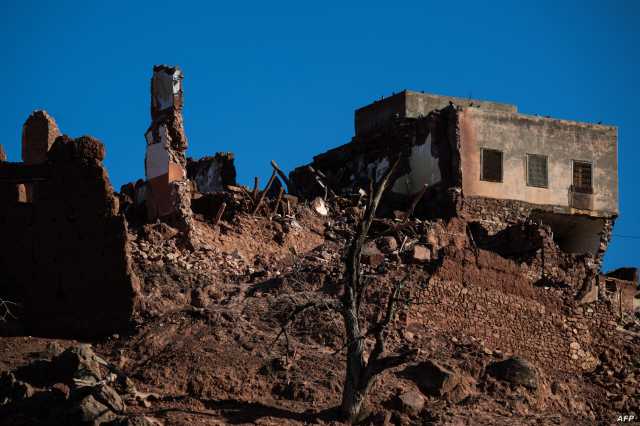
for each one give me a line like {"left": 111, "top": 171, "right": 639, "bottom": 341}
{"left": 339, "top": 158, "right": 415, "bottom": 422}
{"left": 271, "top": 157, "right": 416, "bottom": 423}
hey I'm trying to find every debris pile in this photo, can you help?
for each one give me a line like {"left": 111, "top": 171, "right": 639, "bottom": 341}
{"left": 0, "top": 344, "right": 160, "bottom": 425}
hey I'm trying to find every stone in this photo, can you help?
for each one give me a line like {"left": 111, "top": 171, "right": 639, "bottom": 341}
{"left": 311, "top": 197, "right": 328, "bottom": 216}
{"left": 397, "top": 390, "right": 424, "bottom": 415}
{"left": 92, "top": 383, "right": 125, "bottom": 413}
{"left": 72, "top": 394, "right": 116, "bottom": 424}
{"left": 106, "top": 416, "right": 159, "bottom": 426}
{"left": 362, "top": 242, "right": 385, "bottom": 267}
{"left": 52, "top": 344, "right": 104, "bottom": 386}
{"left": 577, "top": 280, "right": 598, "bottom": 305}
{"left": 410, "top": 244, "right": 431, "bottom": 263}
{"left": 407, "top": 360, "right": 461, "bottom": 397}
{"left": 486, "top": 357, "right": 538, "bottom": 390}
{"left": 0, "top": 371, "right": 34, "bottom": 401}
{"left": 52, "top": 382, "right": 71, "bottom": 399}
{"left": 377, "top": 236, "right": 398, "bottom": 253}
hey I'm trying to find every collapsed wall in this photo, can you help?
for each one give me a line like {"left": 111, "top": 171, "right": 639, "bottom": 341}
{"left": 0, "top": 124, "right": 139, "bottom": 337}
{"left": 289, "top": 107, "right": 461, "bottom": 218}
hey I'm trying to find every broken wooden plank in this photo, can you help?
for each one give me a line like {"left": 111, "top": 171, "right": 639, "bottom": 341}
{"left": 212, "top": 201, "right": 226, "bottom": 231}
{"left": 251, "top": 170, "right": 277, "bottom": 215}
{"left": 270, "top": 160, "right": 291, "bottom": 189}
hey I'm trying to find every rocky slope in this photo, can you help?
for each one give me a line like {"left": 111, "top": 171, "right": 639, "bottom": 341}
{"left": 0, "top": 197, "right": 638, "bottom": 425}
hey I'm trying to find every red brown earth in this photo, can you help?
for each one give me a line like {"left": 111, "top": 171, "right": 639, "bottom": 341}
{"left": 0, "top": 199, "right": 638, "bottom": 425}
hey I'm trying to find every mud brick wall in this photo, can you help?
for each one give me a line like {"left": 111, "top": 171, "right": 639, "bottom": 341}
{"left": 0, "top": 136, "right": 139, "bottom": 338}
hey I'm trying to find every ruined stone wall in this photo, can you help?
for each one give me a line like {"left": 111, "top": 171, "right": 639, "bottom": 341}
{"left": 457, "top": 107, "right": 618, "bottom": 216}
{"left": 0, "top": 136, "right": 139, "bottom": 338}
{"left": 411, "top": 272, "right": 620, "bottom": 374}
{"left": 407, "top": 220, "right": 624, "bottom": 375}
{"left": 462, "top": 195, "right": 614, "bottom": 265}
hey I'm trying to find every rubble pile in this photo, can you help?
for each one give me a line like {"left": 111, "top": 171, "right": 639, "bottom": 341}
{"left": 0, "top": 343, "right": 160, "bottom": 425}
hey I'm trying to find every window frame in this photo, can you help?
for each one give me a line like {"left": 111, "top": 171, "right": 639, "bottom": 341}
{"left": 571, "top": 159, "right": 594, "bottom": 194}
{"left": 480, "top": 148, "right": 503, "bottom": 183}
{"left": 526, "top": 153, "right": 549, "bottom": 189}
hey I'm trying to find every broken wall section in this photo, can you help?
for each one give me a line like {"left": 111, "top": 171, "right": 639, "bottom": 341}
{"left": 144, "top": 65, "right": 190, "bottom": 225}
{"left": 0, "top": 135, "right": 139, "bottom": 338}
{"left": 290, "top": 107, "right": 462, "bottom": 219}
{"left": 187, "top": 153, "right": 236, "bottom": 194}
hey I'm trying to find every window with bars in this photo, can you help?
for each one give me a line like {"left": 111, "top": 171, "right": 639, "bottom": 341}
{"left": 527, "top": 154, "right": 548, "bottom": 188}
{"left": 572, "top": 160, "right": 593, "bottom": 193}
{"left": 480, "top": 148, "right": 503, "bottom": 182}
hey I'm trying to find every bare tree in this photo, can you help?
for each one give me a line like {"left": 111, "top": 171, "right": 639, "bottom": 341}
{"left": 272, "top": 158, "right": 416, "bottom": 423}
{"left": 0, "top": 298, "right": 18, "bottom": 322}
{"left": 339, "top": 158, "right": 416, "bottom": 422}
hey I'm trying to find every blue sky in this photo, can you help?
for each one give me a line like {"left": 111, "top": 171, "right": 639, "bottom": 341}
{"left": 1, "top": 1, "right": 638, "bottom": 270}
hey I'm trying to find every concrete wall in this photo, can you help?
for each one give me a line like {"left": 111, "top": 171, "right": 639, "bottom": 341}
{"left": 458, "top": 108, "right": 618, "bottom": 216}
{"left": 355, "top": 90, "right": 516, "bottom": 136}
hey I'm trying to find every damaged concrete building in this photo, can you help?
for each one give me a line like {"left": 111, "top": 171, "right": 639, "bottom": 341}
{"left": 291, "top": 90, "right": 618, "bottom": 266}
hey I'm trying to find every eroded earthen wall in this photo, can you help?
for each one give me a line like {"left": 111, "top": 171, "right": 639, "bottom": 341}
{"left": 0, "top": 136, "right": 139, "bottom": 338}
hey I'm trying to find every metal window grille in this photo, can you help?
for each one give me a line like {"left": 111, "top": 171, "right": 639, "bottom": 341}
{"left": 572, "top": 161, "right": 593, "bottom": 193}
{"left": 481, "top": 148, "right": 503, "bottom": 182}
{"left": 527, "top": 154, "right": 548, "bottom": 188}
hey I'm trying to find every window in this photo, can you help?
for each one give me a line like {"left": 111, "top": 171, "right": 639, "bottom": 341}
{"left": 480, "top": 148, "right": 503, "bottom": 182}
{"left": 572, "top": 160, "right": 593, "bottom": 193}
{"left": 526, "top": 154, "right": 548, "bottom": 188}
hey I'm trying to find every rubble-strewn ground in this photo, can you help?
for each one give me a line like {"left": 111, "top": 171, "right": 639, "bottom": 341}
{"left": 1, "top": 198, "right": 638, "bottom": 425}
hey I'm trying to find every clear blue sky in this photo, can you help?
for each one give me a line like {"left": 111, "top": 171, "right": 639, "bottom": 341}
{"left": 1, "top": 1, "right": 637, "bottom": 270}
